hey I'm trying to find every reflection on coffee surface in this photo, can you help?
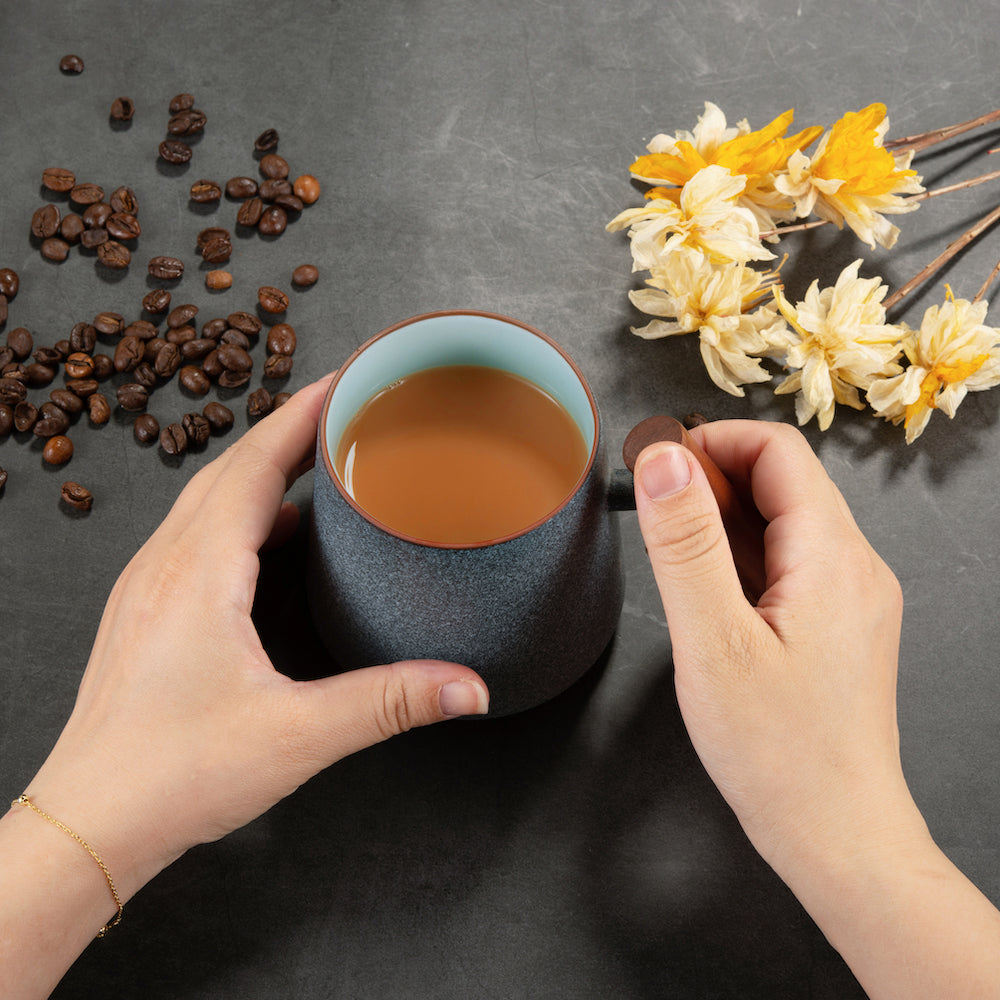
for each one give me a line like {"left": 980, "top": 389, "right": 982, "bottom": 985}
{"left": 335, "top": 364, "right": 588, "bottom": 545}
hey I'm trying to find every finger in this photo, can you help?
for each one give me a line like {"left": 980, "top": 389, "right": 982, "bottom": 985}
{"left": 634, "top": 441, "right": 750, "bottom": 655}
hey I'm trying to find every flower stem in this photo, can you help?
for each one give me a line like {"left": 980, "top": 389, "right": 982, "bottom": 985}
{"left": 885, "top": 108, "right": 1000, "bottom": 153}
{"left": 905, "top": 168, "right": 1000, "bottom": 203}
{"left": 973, "top": 258, "right": 1000, "bottom": 303}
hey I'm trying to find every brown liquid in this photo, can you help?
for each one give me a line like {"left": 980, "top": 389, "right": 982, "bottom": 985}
{"left": 335, "top": 365, "right": 589, "bottom": 545}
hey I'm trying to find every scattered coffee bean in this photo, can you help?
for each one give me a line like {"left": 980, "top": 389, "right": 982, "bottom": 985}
{"left": 0, "top": 466, "right": 6, "bottom": 492}
{"left": 190, "top": 179, "right": 222, "bottom": 203}
{"left": 132, "top": 362, "right": 157, "bottom": 388}
{"left": 293, "top": 175, "right": 321, "bottom": 204}
{"left": 226, "top": 176, "right": 258, "bottom": 199}
{"left": 259, "top": 154, "right": 289, "bottom": 180}
{"left": 14, "top": 401, "right": 38, "bottom": 432}
{"left": 6, "top": 327, "right": 32, "bottom": 359}
{"left": 0, "top": 377, "right": 27, "bottom": 406}
{"left": 202, "top": 401, "right": 234, "bottom": 433}
{"left": 206, "top": 270, "right": 232, "bottom": 290}
{"left": 159, "top": 139, "right": 192, "bottom": 165}
{"left": 217, "top": 343, "right": 253, "bottom": 372}
{"left": 33, "top": 402, "right": 70, "bottom": 438}
{"left": 83, "top": 202, "right": 112, "bottom": 229}
{"left": 65, "top": 352, "right": 95, "bottom": 378}
{"left": 220, "top": 328, "right": 250, "bottom": 350}
{"left": 88, "top": 393, "right": 111, "bottom": 424}
{"left": 41, "top": 167, "right": 75, "bottom": 193}
{"left": 291, "top": 264, "right": 318, "bottom": 287}
{"left": 133, "top": 412, "right": 160, "bottom": 443}
{"left": 178, "top": 365, "right": 211, "bottom": 395}
{"left": 93, "top": 354, "right": 114, "bottom": 379}
{"left": 142, "top": 289, "right": 172, "bottom": 313}
{"left": 69, "top": 323, "right": 96, "bottom": 352}
{"left": 264, "top": 354, "right": 293, "bottom": 379}
{"left": 25, "top": 362, "right": 54, "bottom": 387}
{"left": 59, "top": 54, "right": 85, "bottom": 74}
{"left": 201, "top": 317, "right": 228, "bottom": 339}
{"left": 60, "top": 481, "right": 93, "bottom": 510}
{"left": 217, "top": 369, "right": 250, "bottom": 389}
{"left": 116, "top": 383, "right": 149, "bottom": 411}
{"left": 180, "top": 338, "right": 216, "bottom": 361}
{"left": 169, "top": 93, "right": 195, "bottom": 113}
{"left": 79, "top": 228, "right": 109, "bottom": 250}
{"left": 40, "top": 238, "right": 71, "bottom": 262}
{"left": 94, "top": 311, "right": 125, "bottom": 335}
{"left": 257, "top": 286, "right": 288, "bottom": 313}
{"left": 106, "top": 212, "right": 141, "bottom": 241}
{"left": 153, "top": 342, "right": 182, "bottom": 378}
{"left": 97, "top": 240, "right": 131, "bottom": 269}
{"left": 258, "top": 178, "right": 292, "bottom": 202}
{"left": 236, "top": 196, "right": 263, "bottom": 227}
{"left": 258, "top": 205, "right": 288, "bottom": 236}
{"left": 110, "top": 97, "right": 135, "bottom": 122}
{"left": 67, "top": 378, "right": 98, "bottom": 399}
{"left": 50, "top": 388, "right": 84, "bottom": 414}
{"left": 60, "top": 214, "right": 85, "bottom": 243}
{"left": 31, "top": 204, "right": 61, "bottom": 239}
{"left": 200, "top": 236, "right": 232, "bottom": 263}
{"left": 227, "top": 311, "right": 262, "bottom": 336}
{"left": 0, "top": 404, "right": 13, "bottom": 436}
{"left": 114, "top": 335, "right": 145, "bottom": 373}
{"left": 70, "top": 183, "right": 105, "bottom": 206}
{"left": 109, "top": 186, "right": 138, "bottom": 214}
{"left": 247, "top": 387, "right": 273, "bottom": 418}
{"left": 182, "top": 411, "right": 210, "bottom": 445}
{"left": 168, "top": 108, "right": 207, "bottom": 136}
{"left": 254, "top": 129, "right": 279, "bottom": 152}
{"left": 0, "top": 269, "right": 19, "bottom": 299}
{"left": 266, "top": 323, "right": 296, "bottom": 355}
{"left": 272, "top": 391, "right": 292, "bottom": 409}
{"left": 167, "top": 303, "right": 198, "bottom": 328}
{"left": 160, "top": 423, "right": 187, "bottom": 455}
{"left": 43, "top": 434, "right": 74, "bottom": 464}
{"left": 148, "top": 256, "right": 184, "bottom": 280}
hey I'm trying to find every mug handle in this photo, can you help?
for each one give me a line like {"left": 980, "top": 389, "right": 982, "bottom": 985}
{"left": 609, "top": 415, "right": 767, "bottom": 603}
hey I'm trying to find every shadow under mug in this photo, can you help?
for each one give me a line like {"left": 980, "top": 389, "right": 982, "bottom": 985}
{"left": 307, "top": 310, "right": 630, "bottom": 718}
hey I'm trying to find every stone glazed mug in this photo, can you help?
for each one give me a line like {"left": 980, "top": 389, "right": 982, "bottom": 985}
{"left": 307, "top": 310, "right": 626, "bottom": 718}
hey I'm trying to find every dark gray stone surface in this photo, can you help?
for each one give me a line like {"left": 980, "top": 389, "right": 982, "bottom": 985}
{"left": 1, "top": 1, "right": 998, "bottom": 996}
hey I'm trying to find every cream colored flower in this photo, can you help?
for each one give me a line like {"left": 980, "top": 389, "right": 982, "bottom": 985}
{"left": 774, "top": 104, "right": 924, "bottom": 249}
{"left": 772, "top": 259, "right": 904, "bottom": 430}
{"left": 607, "top": 164, "right": 776, "bottom": 268}
{"left": 867, "top": 292, "right": 1000, "bottom": 443}
{"left": 628, "top": 247, "right": 783, "bottom": 395}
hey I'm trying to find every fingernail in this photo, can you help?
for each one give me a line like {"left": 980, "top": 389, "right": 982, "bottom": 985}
{"left": 439, "top": 681, "right": 489, "bottom": 718}
{"left": 638, "top": 445, "right": 692, "bottom": 500}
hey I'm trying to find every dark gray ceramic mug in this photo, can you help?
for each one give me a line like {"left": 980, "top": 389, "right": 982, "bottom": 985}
{"left": 307, "top": 310, "right": 625, "bottom": 717}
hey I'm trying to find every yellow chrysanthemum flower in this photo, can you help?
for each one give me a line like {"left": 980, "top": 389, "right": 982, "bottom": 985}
{"left": 771, "top": 259, "right": 904, "bottom": 430}
{"left": 867, "top": 291, "right": 1000, "bottom": 443}
{"left": 627, "top": 247, "right": 784, "bottom": 396}
{"left": 775, "top": 103, "right": 924, "bottom": 249}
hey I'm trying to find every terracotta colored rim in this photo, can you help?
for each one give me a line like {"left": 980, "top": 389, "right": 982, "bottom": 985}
{"left": 318, "top": 309, "right": 600, "bottom": 550}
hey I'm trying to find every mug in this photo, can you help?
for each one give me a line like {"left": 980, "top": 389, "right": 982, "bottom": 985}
{"left": 307, "top": 310, "right": 627, "bottom": 718}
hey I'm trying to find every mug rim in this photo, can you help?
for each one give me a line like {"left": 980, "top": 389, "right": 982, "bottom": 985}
{"left": 318, "top": 309, "right": 600, "bottom": 550}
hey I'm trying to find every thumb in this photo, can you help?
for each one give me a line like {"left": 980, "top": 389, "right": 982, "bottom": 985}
{"left": 634, "top": 442, "right": 747, "bottom": 650}
{"left": 292, "top": 660, "right": 490, "bottom": 763}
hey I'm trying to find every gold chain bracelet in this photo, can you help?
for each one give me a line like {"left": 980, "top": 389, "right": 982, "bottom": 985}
{"left": 12, "top": 794, "right": 124, "bottom": 938}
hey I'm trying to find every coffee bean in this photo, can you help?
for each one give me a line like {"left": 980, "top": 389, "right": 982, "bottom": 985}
{"left": 169, "top": 93, "right": 195, "bottom": 113}
{"left": 206, "top": 270, "right": 232, "bottom": 290}
{"left": 0, "top": 377, "right": 26, "bottom": 406}
{"left": 227, "top": 311, "right": 262, "bottom": 337}
{"left": 116, "top": 383, "right": 148, "bottom": 411}
{"left": 254, "top": 129, "right": 279, "bottom": 152}
{"left": 182, "top": 411, "right": 210, "bottom": 445}
{"left": 142, "top": 289, "right": 171, "bottom": 314}
{"left": 226, "top": 176, "right": 258, "bottom": 199}
{"left": 60, "top": 214, "right": 85, "bottom": 243}
{"left": 106, "top": 213, "right": 141, "bottom": 241}
{"left": 179, "top": 338, "right": 215, "bottom": 361}
{"left": 200, "top": 350, "right": 223, "bottom": 379}
{"left": 88, "top": 393, "right": 111, "bottom": 424}
{"left": 31, "top": 204, "right": 60, "bottom": 239}
{"left": 153, "top": 341, "right": 182, "bottom": 378}
{"left": 160, "top": 423, "right": 187, "bottom": 455}
{"left": 0, "top": 296, "right": 6, "bottom": 327}
{"left": 14, "top": 400, "right": 37, "bottom": 432}
{"left": 6, "top": 327, "right": 32, "bottom": 359}
{"left": 178, "top": 365, "right": 211, "bottom": 395}
{"left": 217, "top": 343, "right": 252, "bottom": 372}
{"left": 202, "top": 401, "right": 234, "bottom": 433}
{"left": 0, "top": 404, "right": 10, "bottom": 436}
{"left": 97, "top": 240, "right": 131, "bottom": 269}
{"left": 125, "top": 317, "right": 157, "bottom": 338}
{"left": 293, "top": 174, "right": 321, "bottom": 204}
{"left": 133, "top": 412, "right": 159, "bottom": 443}
{"left": 40, "top": 238, "right": 71, "bottom": 262}
{"left": 219, "top": 329, "right": 249, "bottom": 350}
{"left": 0, "top": 348, "right": 13, "bottom": 369}
{"left": 83, "top": 202, "right": 113, "bottom": 229}
{"left": 167, "top": 108, "right": 206, "bottom": 136}
{"left": 200, "top": 236, "right": 232, "bottom": 263}
{"left": 247, "top": 387, "right": 273, "bottom": 418}
{"left": 266, "top": 323, "right": 296, "bottom": 355}
{"left": 70, "top": 183, "right": 105, "bottom": 206}
{"left": 69, "top": 323, "right": 97, "bottom": 352}
{"left": 50, "top": 388, "right": 84, "bottom": 414}
{"left": 190, "top": 179, "right": 222, "bottom": 203}
{"left": 148, "top": 256, "right": 184, "bottom": 280}
{"left": 217, "top": 370, "right": 251, "bottom": 389}
{"left": 41, "top": 167, "right": 75, "bottom": 193}
{"left": 33, "top": 402, "right": 70, "bottom": 437}
{"left": 67, "top": 378, "right": 98, "bottom": 398}
{"left": 259, "top": 154, "right": 289, "bottom": 180}
{"left": 264, "top": 354, "right": 293, "bottom": 379}
{"left": 257, "top": 286, "right": 289, "bottom": 314}
{"left": 109, "top": 186, "right": 138, "bottom": 214}
{"left": 52, "top": 340, "right": 71, "bottom": 358}
{"left": 133, "top": 362, "right": 157, "bottom": 388}
{"left": 272, "top": 391, "right": 292, "bottom": 409}
{"left": 59, "top": 54, "right": 84, "bottom": 74}
{"left": 94, "top": 311, "right": 125, "bottom": 335}
{"left": 65, "top": 352, "right": 95, "bottom": 378}
{"left": 0, "top": 269, "right": 20, "bottom": 299}
{"left": 0, "top": 466, "right": 7, "bottom": 491}
{"left": 165, "top": 325, "right": 196, "bottom": 347}
{"left": 201, "top": 317, "right": 229, "bottom": 339}
{"left": 274, "top": 192, "right": 304, "bottom": 214}
{"left": 33, "top": 346, "right": 63, "bottom": 365}
{"left": 110, "top": 97, "right": 135, "bottom": 122}
{"left": 1, "top": 362, "right": 25, "bottom": 383}
{"left": 114, "top": 336, "right": 145, "bottom": 373}
{"left": 258, "top": 178, "right": 292, "bottom": 202}
{"left": 167, "top": 303, "right": 198, "bottom": 328}
{"left": 79, "top": 228, "right": 109, "bottom": 250}
{"left": 159, "top": 140, "right": 192, "bottom": 165}
{"left": 197, "top": 226, "right": 231, "bottom": 249}
{"left": 236, "top": 196, "right": 263, "bottom": 227}
{"left": 93, "top": 354, "right": 114, "bottom": 378}
{"left": 258, "top": 205, "right": 288, "bottom": 236}
{"left": 43, "top": 435, "right": 74, "bottom": 464}
{"left": 60, "top": 481, "right": 93, "bottom": 510}
{"left": 25, "top": 362, "right": 55, "bottom": 387}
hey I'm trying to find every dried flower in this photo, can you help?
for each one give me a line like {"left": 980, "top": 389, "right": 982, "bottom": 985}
{"left": 771, "top": 260, "right": 904, "bottom": 430}
{"left": 867, "top": 292, "right": 1000, "bottom": 442}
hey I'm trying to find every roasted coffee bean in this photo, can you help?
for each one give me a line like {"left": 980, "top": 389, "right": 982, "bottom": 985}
{"left": 254, "top": 129, "right": 279, "bottom": 152}
{"left": 201, "top": 317, "right": 228, "bottom": 339}
{"left": 59, "top": 54, "right": 84, "bottom": 73}
{"left": 132, "top": 362, "right": 158, "bottom": 388}
{"left": 0, "top": 295, "right": 6, "bottom": 326}
{"left": 25, "top": 362, "right": 56, "bottom": 386}
{"left": 60, "top": 481, "right": 93, "bottom": 510}
{"left": 180, "top": 338, "right": 216, "bottom": 361}
{"left": 159, "top": 140, "right": 192, "bottom": 165}
{"left": 220, "top": 329, "right": 250, "bottom": 350}
{"left": 97, "top": 240, "right": 131, "bottom": 269}
{"left": 167, "top": 303, "right": 198, "bottom": 328}
{"left": 168, "top": 108, "right": 206, "bottom": 136}
{"left": 0, "top": 377, "right": 26, "bottom": 406}
{"left": 50, "top": 388, "right": 84, "bottom": 414}
{"left": 6, "top": 327, "right": 32, "bottom": 359}
{"left": 197, "top": 226, "right": 231, "bottom": 249}
{"left": 226, "top": 311, "right": 262, "bottom": 336}
{"left": 247, "top": 387, "right": 272, "bottom": 418}
{"left": 259, "top": 154, "right": 289, "bottom": 179}
{"left": 116, "top": 383, "right": 148, "bottom": 411}
{"left": 226, "top": 176, "right": 258, "bottom": 199}
{"left": 143, "top": 338, "right": 168, "bottom": 363}
{"left": 148, "top": 256, "right": 184, "bottom": 280}
{"left": 79, "top": 229, "right": 108, "bottom": 250}
{"left": 1, "top": 362, "right": 25, "bottom": 382}
{"left": 264, "top": 354, "right": 293, "bottom": 379}
{"left": 258, "top": 178, "right": 292, "bottom": 202}
{"left": 0, "top": 466, "right": 6, "bottom": 491}
{"left": 258, "top": 205, "right": 288, "bottom": 236}
{"left": 41, "top": 167, "right": 75, "bottom": 192}
{"left": 160, "top": 423, "right": 187, "bottom": 455}
{"left": 153, "top": 341, "right": 182, "bottom": 378}
{"left": 93, "top": 354, "right": 114, "bottom": 378}
{"left": 114, "top": 335, "right": 144, "bottom": 372}
{"left": 69, "top": 323, "right": 97, "bottom": 352}
{"left": 236, "top": 196, "right": 263, "bottom": 227}
{"left": 169, "top": 93, "right": 194, "bottom": 113}
{"left": 14, "top": 400, "right": 37, "bottom": 432}
{"left": 178, "top": 364, "right": 211, "bottom": 395}
{"left": 33, "top": 402, "right": 70, "bottom": 437}
{"left": 0, "top": 270, "right": 18, "bottom": 299}
{"left": 0, "top": 347, "right": 13, "bottom": 368}
{"left": 93, "top": 311, "right": 124, "bottom": 335}
{"left": 53, "top": 339, "right": 72, "bottom": 358}
{"left": 272, "top": 391, "right": 292, "bottom": 409}
{"left": 217, "top": 369, "right": 251, "bottom": 389}
{"left": 200, "top": 236, "right": 232, "bottom": 263}
{"left": 133, "top": 412, "right": 160, "bottom": 443}
{"left": 83, "top": 202, "right": 113, "bottom": 229}
{"left": 60, "top": 213, "right": 85, "bottom": 243}
{"left": 66, "top": 378, "right": 98, "bottom": 398}
{"left": 202, "top": 401, "right": 234, "bottom": 432}
{"left": 217, "top": 343, "right": 252, "bottom": 372}
{"left": 142, "top": 289, "right": 171, "bottom": 313}
{"left": 274, "top": 192, "right": 304, "bottom": 214}
{"left": 165, "top": 324, "right": 197, "bottom": 346}
{"left": 182, "top": 411, "right": 210, "bottom": 445}
{"left": 0, "top": 404, "right": 11, "bottom": 435}
{"left": 106, "top": 213, "right": 141, "bottom": 241}
{"left": 110, "top": 96, "right": 135, "bottom": 121}
{"left": 189, "top": 179, "right": 222, "bottom": 203}
{"left": 31, "top": 204, "right": 60, "bottom": 239}
{"left": 109, "top": 186, "right": 138, "bottom": 214}
{"left": 205, "top": 270, "right": 232, "bottom": 290}
{"left": 200, "top": 350, "right": 223, "bottom": 379}
{"left": 71, "top": 183, "right": 105, "bottom": 206}
{"left": 87, "top": 392, "right": 111, "bottom": 424}
{"left": 293, "top": 174, "right": 321, "bottom": 204}
{"left": 266, "top": 323, "right": 296, "bottom": 355}
{"left": 34, "top": 346, "right": 63, "bottom": 365}
{"left": 65, "top": 352, "right": 94, "bottom": 378}
{"left": 43, "top": 434, "right": 74, "bottom": 464}
{"left": 41, "top": 237, "right": 71, "bottom": 262}
{"left": 291, "top": 263, "right": 318, "bottom": 288}
{"left": 126, "top": 319, "right": 157, "bottom": 341}
{"left": 257, "top": 286, "right": 289, "bottom": 313}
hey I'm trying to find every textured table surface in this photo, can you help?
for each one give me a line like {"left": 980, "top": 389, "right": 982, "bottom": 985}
{"left": 2, "top": 1, "right": 999, "bottom": 997}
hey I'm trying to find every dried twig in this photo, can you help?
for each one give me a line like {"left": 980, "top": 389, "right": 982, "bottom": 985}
{"left": 973, "top": 258, "right": 1000, "bottom": 304}
{"left": 885, "top": 108, "right": 1000, "bottom": 153}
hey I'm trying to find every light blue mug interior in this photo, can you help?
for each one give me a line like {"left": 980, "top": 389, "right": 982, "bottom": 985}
{"left": 323, "top": 313, "right": 598, "bottom": 482}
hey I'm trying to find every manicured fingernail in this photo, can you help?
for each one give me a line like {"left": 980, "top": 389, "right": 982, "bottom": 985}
{"left": 638, "top": 445, "right": 692, "bottom": 500}
{"left": 439, "top": 681, "right": 489, "bottom": 718}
